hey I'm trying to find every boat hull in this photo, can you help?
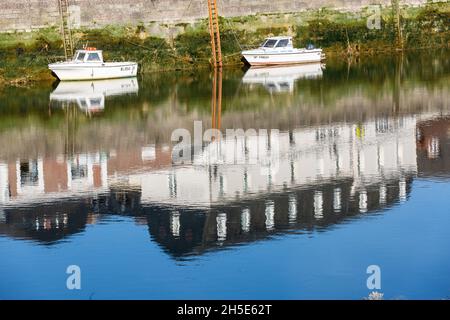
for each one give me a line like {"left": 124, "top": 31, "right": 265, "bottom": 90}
{"left": 49, "top": 62, "right": 138, "bottom": 81}
{"left": 242, "top": 50, "right": 324, "bottom": 66}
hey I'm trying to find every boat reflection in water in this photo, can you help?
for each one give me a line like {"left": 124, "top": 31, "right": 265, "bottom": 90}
{"left": 50, "top": 78, "right": 139, "bottom": 113}
{"left": 242, "top": 63, "right": 324, "bottom": 93}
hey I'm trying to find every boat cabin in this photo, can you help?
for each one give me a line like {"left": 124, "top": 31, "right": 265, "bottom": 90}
{"left": 72, "top": 48, "right": 104, "bottom": 63}
{"left": 260, "top": 37, "right": 294, "bottom": 49}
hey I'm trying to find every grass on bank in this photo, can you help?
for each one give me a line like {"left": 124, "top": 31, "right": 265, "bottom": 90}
{"left": 0, "top": 2, "right": 449, "bottom": 85}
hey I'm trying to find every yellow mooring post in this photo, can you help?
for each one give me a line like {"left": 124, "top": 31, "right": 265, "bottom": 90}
{"left": 58, "top": 0, "right": 74, "bottom": 60}
{"left": 207, "top": 0, "right": 223, "bottom": 68}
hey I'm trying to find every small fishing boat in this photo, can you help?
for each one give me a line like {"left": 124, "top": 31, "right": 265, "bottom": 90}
{"left": 48, "top": 48, "right": 138, "bottom": 81}
{"left": 241, "top": 36, "right": 325, "bottom": 66}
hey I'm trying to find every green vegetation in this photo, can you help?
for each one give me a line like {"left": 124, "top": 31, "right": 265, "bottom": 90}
{"left": 0, "top": 2, "right": 448, "bottom": 86}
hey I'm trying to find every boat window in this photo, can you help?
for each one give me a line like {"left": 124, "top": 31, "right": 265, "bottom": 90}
{"left": 76, "top": 52, "right": 86, "bottom": 61}
{"left": 263, "top": 39, "right": 278, "bottom": 48}
{"left": 79, "top": 99, "right": 88, "bottom": 108}
{"left": 87, "top": 53, "right": 101, "bottom": 62}
{"left": 276, "top": 39, "right": 290, "bottom": 48}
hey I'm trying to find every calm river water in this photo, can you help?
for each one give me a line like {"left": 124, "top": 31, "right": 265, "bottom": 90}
{"left": 0, "top": 50, "right": 449, "bottom": 299}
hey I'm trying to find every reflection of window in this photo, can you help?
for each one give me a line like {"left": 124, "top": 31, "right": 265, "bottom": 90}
{"left": 263, "top": 39, "right": 277, "bottom": 48}
{"left": 71, "top": 164, "right": 88, "bottom": 180}
{"left": 279, "top": 82, "right": 290, "bottom": 89}
{"left": 217, "top": 213, "right": 227, "bottom": 241}
{"left": 265, "top": 200, "right": 275, "bottom": 230}
{"left": 376, "top": 118, "right": 390, "bottom": 133}
{"left": 87, "top": 53, "right": 101, "bottom": 61}
{"left": 79, "top": 99, "right": 88, "bottom": 108}
{"left": 316, "top": 128, "right": 327, "bottom": 141}
{"left": 20, "top": 161, "right": 39, "bottom": 186}
{"left": 427, "top": 137, "right": 440, "bottom": 159}
{"left": 241, "top": 208, "right": 251, "bottom": 233}
{"left": 276, "top": 39, "right": 289, "bottom": 47}
{"left": 76, "top": 53, "right": 86, "bottom": 61}
{"left": 89, "top": 98, "right": 102, "bottom": 108}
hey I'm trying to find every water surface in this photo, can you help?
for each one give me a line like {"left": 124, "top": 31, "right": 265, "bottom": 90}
{"left": 0, "top": 50, "right": 449, "bottom": 299}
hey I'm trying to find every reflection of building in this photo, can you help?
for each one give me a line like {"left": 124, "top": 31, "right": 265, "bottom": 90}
{"left": 416, "top": 116, "right": 450, "bottom": 177}
{"left": 0, "top": 114, "right": 435, "bottom": 256}
{"left": 50, "top": 78, "right": 139, "bottom": 113}
{"left": 242, "top": 63, "right": 323, "bottom": 93}
{"left": 129, "top": 115, "right": 417, "bottom": 208}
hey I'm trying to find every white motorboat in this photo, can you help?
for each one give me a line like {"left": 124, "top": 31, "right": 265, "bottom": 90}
{"left": 242, "top": 36, "right": 325, "bottom": 66}
{"left": 48, "top": 48, "right": 138, "bottom": 81}
{"left": 242, "top": 63, "right": 324, "bottom": 93}
{"left": 50, "top": 78, "right": 139, "bottom": 113}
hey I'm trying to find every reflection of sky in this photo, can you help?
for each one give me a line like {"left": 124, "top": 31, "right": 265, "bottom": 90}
{"left": 1, "top": 178, "right": 449, "bottom": 300}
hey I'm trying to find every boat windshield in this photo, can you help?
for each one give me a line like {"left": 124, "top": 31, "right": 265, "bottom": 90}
{"left": 276, "top": 39, "right": 290, "bottom": 48}
{"left": 87, "top": 52, "right": 101, "bottom": 62}
{"left": 262, "top": 39, "right": 278, "bottom": 48}
{"left": 76, "top": 52, "right": 86, "bottom": 62}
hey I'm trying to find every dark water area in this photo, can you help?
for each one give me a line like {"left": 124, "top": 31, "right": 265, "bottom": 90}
{"left": 0, "top": 50, "right": 449, "bottom": 299}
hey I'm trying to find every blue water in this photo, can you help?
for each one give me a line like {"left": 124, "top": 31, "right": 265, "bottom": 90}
{"left": 1, "top": 178, "right": 449, "bottom": 300}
